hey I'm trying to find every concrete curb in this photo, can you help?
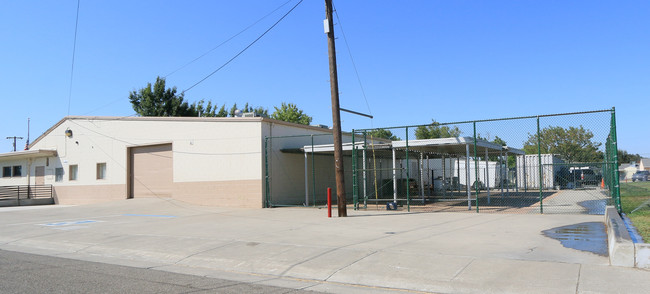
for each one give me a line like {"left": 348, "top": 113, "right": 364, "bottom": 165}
{"left": 635, "top": 243, "right": 650, "bottom": 269}
{"left": 605, "top": 206, "right": 634, "bottom": 267}
{"left": 0, "top": 198, "right": 54, "bottom": 207}
{"left": 605, "top": 206, "right": 650, "bottom": 268}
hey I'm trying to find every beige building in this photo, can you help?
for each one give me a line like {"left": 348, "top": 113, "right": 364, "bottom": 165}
{"left": 0, "top": 116, "right": 343, "bottom": 207}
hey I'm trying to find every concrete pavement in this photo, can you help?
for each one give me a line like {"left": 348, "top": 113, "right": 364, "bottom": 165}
{"left": 0, "top": 249, "right": 322, "bottom": 293}
{"left": 0, "top": 198, "right": 648, "bottom": 293}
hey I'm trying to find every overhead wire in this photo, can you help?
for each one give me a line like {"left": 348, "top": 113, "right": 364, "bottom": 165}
{"left": 333, "top": 4, "right": 373, "bottom": 124}
{"left": 79, "top": 1, "right": 297, "bottom": 117}
{"left": 66, "top": 0, "right": 81, "bottom": 116}
{"left": 181, "top": 0, "right": 304, "bottom": 94}
{"left": 163, "top": 0, "right": 295, "bottom": 78}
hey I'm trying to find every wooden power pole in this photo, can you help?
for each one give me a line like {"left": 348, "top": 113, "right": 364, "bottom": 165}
{"left": 6, "top": 136, "right": 23, "bottom": 152}
{"left": 324, "top": 0, "right": 347, "bottom": 217}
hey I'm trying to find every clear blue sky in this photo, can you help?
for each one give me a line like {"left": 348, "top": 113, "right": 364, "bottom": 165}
{"left": 1, "top": 0, "right": 648, "bottom": 156}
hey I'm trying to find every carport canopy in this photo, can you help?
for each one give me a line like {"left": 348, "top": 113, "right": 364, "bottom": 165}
{"left": 391, "top": 137, "right": 525, "bottom": 156}
{"left": 301, "top": 136, "right": 525, "bottom": 157}
{"left": 298, "top": 136, "right": 525, "bottom": 209}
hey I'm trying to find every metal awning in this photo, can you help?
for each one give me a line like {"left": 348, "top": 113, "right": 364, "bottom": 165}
{"left": 0, "top": 149, "right": 57, "bottom": 161}
{"left": 302, "top": 141, "right": 392, "bottom": 154}
{"left": 391, "top": 137, "right": 525, "bottom": 156}
{"left": 301, "top": 137, "right": 524, "bottom": 157}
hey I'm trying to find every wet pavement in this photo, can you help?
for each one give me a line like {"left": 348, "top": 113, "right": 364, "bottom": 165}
{"left": 543, "top": 222, "right": 608, "bottom": 256}
{"left": 578, "top": 199, "right": 608, "bottom": 215}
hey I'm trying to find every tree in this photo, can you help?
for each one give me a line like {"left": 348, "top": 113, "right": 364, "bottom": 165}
{"left": 129, "top": 77, "right": 194, "bottom": 116}
{"left": 618, "top": 149, "right": 642, "bottom": 164}
{"left": 217, "top": 105, "right": 228, "bottom": 117}
{"left": 367, "top": 129, "right": 400, "bottom": 141}
{"left": 415, "top": 120, "right": 461, "bottom": 139}
{"left": 129, "top": 77, "right": 271, "bottom": 119}
{"left": 194, "top": 100, "right": 218, "bottom": 117}
{"left": 130, "top": 77, "right": 229, "bottom": 117}
{"left": 270, "top": 102, "right": 312, "bottom": 125}
{"left": 492, "top": 136, "right": 506, "bottom": 147}
{"left": 229, "top": 103, "right": 239, "bottom": 117}
{"left": 227, "top": 102, "right": 268, "bottom": 117}
{"left": 522, "top": 125, "right": 603, "bottom": 162}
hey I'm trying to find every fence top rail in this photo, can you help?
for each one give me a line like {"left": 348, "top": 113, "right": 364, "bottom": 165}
{"left": 352, "top": 108, "right": 614, "bottom": 132}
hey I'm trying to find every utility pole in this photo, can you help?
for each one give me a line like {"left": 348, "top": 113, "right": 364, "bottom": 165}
{"left": 324, "top": 0, "right": 347, "bottom": 217}
{"left": 6, "top": 136, "right": 24, "bottom": 152}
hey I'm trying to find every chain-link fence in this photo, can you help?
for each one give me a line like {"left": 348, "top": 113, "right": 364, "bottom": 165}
{"left": 264, "top": 133, "right": 356, "bottom": 207}
{"left": 350, "top": 109, "right": 620, "bottom": 214}
{"left": 264, "top": 108, "right": 621, "bottom": 215}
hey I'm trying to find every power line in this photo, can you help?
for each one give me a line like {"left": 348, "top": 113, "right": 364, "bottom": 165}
{"left": 67, "top": 0, "right": 81, "bottom": 116}
{"left": 81, "top": 2, "right": 295, "bottom": 117}
{"left": 182, "top": 0, "right": 304, "bottom": 94}
{"left": 333, "top": 4, "right": 372, "bottom": 118}
{"left": 164, "top": 0, "right": 295, "bottom": 78}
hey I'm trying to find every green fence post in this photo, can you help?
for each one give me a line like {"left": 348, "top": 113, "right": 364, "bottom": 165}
{"left": 474, "top": 121, "right": 479, "bottom": 213}
{"left": 537, "top": 116, "right": 543, "bottom": 214}
{"left": 406, "top": 126, "right": 410, "bottom": 212}
{"left": 311, "top": 135, "right": 316, "bottom": 207}
{"left": 352, "top": 129, "right": 358, "bottom": 210}
{"left": 611, "top": 107, "right": 622, "bottom": 213}
{"left": 363, "top": 131, "right": 368, "bottom": 209}
{"left": 264, "top": 137, "right": 270, "bottom": 208}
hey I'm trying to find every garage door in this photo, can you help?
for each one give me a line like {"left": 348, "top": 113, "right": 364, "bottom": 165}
{"left": 129, "top": 144, "right": 173, "bottom": 198}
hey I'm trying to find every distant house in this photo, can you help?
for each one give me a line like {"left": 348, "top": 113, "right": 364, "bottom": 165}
{"left": 640, "top": 158, "right": 650, "bottom": 171}
{"left": 619, "top": 162, "right": 639, "bottom": 180}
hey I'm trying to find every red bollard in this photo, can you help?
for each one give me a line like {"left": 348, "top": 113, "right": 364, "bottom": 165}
{"left": 327, "top": 187, "right": 332, "bottom": 218}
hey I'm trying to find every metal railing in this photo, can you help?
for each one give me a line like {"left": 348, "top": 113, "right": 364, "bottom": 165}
{"left": 0, "top": 185, "right": 54, "bottom": 200}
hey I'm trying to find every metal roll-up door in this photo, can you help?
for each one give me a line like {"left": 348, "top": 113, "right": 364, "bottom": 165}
{"left": 129, "top": 144, "right": 173, "bottom": 198}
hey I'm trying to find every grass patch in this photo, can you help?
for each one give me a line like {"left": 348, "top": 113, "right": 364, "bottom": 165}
{"left": 620, "top": 181, "right": 650, "bottom": 241}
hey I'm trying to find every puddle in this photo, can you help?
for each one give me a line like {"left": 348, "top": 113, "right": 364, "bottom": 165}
{"left": 542, "top": 222, "right": 608, "bottom": 256}
{"left": 578, "top": 200, "right": 607, "bottom": 215}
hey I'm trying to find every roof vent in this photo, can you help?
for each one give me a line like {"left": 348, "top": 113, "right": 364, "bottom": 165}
{"left": 243, "top": 112, "right": 267, "bottom": 118}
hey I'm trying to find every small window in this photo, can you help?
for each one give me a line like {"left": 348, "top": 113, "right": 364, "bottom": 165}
{"left": 55, "top": 168, "right": 64, "bottom": 182}
{"left": 2, "top": 167, "right": 10, "bottom": 178}
{"left": 69, "top": 165, "right": 78, "bottom": 181}
{"left": 96, "top": 163, "right": 106, "bottom": 180}
{"left": 12, "top": 166, "right": 22, "bottom": 177}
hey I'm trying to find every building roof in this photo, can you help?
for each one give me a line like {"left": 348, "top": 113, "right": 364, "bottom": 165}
{"left": 29, "top": 115, "right": 335, "bottom": 148}
{"left": 0, "top": 149, "right": 57, "bottom": 161}
{"left": 619, "top": 163, "right": 635, "bottom": 169}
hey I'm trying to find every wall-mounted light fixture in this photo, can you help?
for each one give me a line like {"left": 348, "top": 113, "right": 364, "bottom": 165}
{"left": 65, "top": 129, "right": 73, "bottom": 138}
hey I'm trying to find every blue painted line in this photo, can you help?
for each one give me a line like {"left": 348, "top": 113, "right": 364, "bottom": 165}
{"left": 123, "top": 214, "right": 177, "bottom": 218}
{"left": 41, "top": 220, "right": 100, "bottom": 227}
{"left": 621, "top": 213, "right": 644, "bottom": 243}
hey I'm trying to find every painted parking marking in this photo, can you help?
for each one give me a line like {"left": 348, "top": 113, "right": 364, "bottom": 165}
{"left": 122, "top": 214, "right": 177, "bottom": 218}
{"left": 39, "top": 220, "right": 104, "bottom": 227}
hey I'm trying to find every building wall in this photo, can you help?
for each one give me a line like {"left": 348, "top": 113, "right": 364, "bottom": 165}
{"left": 28, "top": 117, "right": 266, "bottom": 206}
{"left": 2, "top": 116, "right": 352, "bottom": 208}
{"left": 0, "top": 158, "right": 29, "bottom": 186}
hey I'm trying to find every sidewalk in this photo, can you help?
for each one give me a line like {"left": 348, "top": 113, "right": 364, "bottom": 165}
{"left": 0, "top": 198, "right": 648, "bottom": 293}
